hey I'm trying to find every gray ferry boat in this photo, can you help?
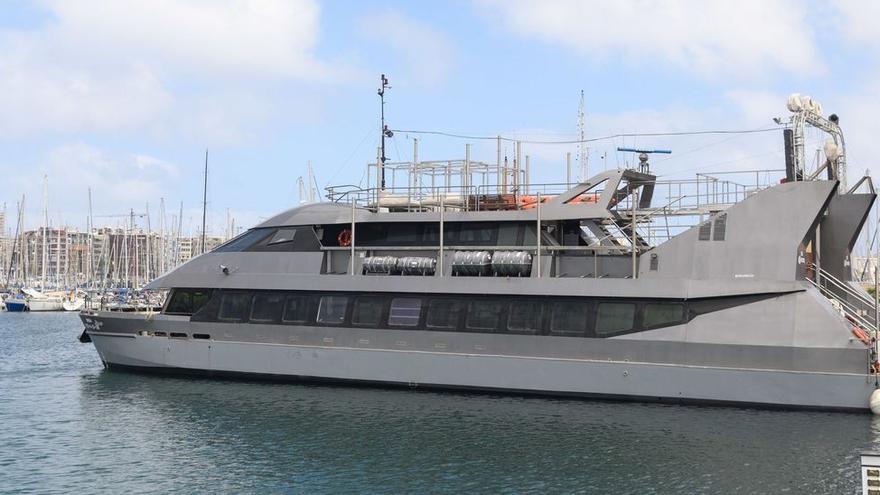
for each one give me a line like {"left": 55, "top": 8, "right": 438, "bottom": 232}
{"left": 80, "top": 93, "right": 880, "bottom": 411}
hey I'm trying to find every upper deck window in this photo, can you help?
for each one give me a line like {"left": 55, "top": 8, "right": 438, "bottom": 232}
{"left": 213, "top": 227, "right": 320, "bottom": 252}
{"left": 213, "top": 229, "right": 273, "bottom": 252}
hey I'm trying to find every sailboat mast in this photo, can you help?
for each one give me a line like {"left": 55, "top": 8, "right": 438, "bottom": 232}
{"left": 41, "top": 175, "right": 48, "bottom": 290}
{"left": 87, "top": 188, "right": 93, "bottom": 288}
{"left": 5, "top": 196, "right": 23, "bottom": 287}
{"left": 201, "top": 149, "right": 208, "bottom": 255}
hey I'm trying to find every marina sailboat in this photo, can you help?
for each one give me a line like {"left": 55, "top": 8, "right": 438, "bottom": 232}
{"left": 79, "top": 89, "right": 880, "bottom": 412}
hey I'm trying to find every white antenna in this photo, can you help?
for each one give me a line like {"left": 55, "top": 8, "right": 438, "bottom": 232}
{"left": 577, "top": 90, "right": 588, "bottom": 182}
{"left": 308, "top": 161, "right": 316, "bottom": 203}
{"left": 297, "top": 176, "right": 307, "bottom": 204}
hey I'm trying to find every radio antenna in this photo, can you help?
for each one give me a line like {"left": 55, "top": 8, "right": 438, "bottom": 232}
{"left": 378, "top": 74, "right": 393, "bottom": 190}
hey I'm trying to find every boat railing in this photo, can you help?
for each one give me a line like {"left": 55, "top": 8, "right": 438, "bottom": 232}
{"left": 808, "top": 263, "right": 878, "bottom": 334}
{"left": 326, "top": 163, "right": 783, "bottom": 216}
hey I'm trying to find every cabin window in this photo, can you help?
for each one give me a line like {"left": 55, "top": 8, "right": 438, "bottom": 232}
{"left": 352, "top": 296, "right": 385, "bottom": 327}
{"left": 455, "top": 222, "right": 497, "bottom": 246}
{"left": 267, "top": 228, "right": 297, "bottom": 245}
{"left": 643, "top": 303, "right": 685, "bottom": 329}
{"left": 282, "top": 295, "right": 310, "bottom": 324}
{"left": 317, "top": 295, "right": 349, "bottom": 325}
{"left": 507, "top": 300, "right": 542, "bottom": 334}
{"left": 165, "top": 288, "right": 213, "bottom": 315}
{"left": 497, "top": 224, "right": 519, "bottom": 246}
{"left": 388, "top": 298, "right": 422, "bottom": 327}
{"left": 214, "top": 228, "right": 273, "bottom": 252}
{"left": 549, "top": 301, "right": 589, "bottom": 336}
{"left": 595, "top": 302, "right": 635, "bottom": 336}
{"left": 218, "top": 292, "right": 251, "bottom": 322}
{"left": 251, "top": 292, "right": 285, "bottom": 323}
{"left": 465, "top": 300, "right": 503, "bottom": 331}
{"left": 247, "top": 227, "right": 321, "bottom": 252}
{"left": 426, "top": 299, "right": 462, "bottom": 330}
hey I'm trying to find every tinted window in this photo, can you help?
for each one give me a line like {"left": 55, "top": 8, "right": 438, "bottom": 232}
{"left": 456, "top": 222, "right": 497, "bottom": 245}
{"left": 213, "top": 229, "right": 272, "bottom": 252}
{"left": 389, "top": 298, "right": 422, "bottom": 327}
{"left": 497, "top": 223, "right": 519, "bottom": 246}
{"left": 251, "top": 293, "right": 285, "bottom": 323}
{"left": 317, "top": 295, "right": 349, "bottom": 325}
{"left": 282, "top": 295, "right": 310, "bottom": 324}
{"left": 166, "top": 288, "right": 212, "bottom": 315}
{"left": 165, "top": 290, "right": 192, "bottom": 314}
{"left": 426, "top": 299, "right": 462, "bottom": 330}
{"left": 507, "top": 300, "right": 542, "bottom": 334}
{"left": 644, "top": 303, "right": 685, "bottom": 328}
{"left": 352, "top": 297, "right": 385, "bottom": 326}
{"left": 466, "top": 300, "right": 503, "bottom": 331}
{"left": 218, "top": 292, "right": 251, "bottom": 321}
{"left": 595, "top": 303, "right": 635, "bottom": 336}
{"left": 549, "top": 301, "right": 589, "bottom": 336}
{"left": 267, "top": 228, "right": 296, "bottom": 245}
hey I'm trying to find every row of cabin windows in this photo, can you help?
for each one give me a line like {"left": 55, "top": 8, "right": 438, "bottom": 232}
{"left": 168, "top": 289, "right": 688, "bottom": 338}
{"left": 212, "top": 222, "right": 539, "bottom": 253}
{"left": 325, "top": 221, "right": 537, "bottom": 247}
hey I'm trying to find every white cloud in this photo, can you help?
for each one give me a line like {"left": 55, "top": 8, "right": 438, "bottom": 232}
{"left": 360, "top": 10, "right": 455, "bottom": 87}
{"left": 9, "top": 143, "right": 181, "bottom": 228}
{"left": 831, "top": 0, "right": 880, "bottom": 48}
{"left": 478, "top": 0, "right": 822, "bottom": 79}
{"left": 0, "top": 0, "right": 333, "bottom": 138}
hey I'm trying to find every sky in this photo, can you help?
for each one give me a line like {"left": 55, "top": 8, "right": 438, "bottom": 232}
{"left": 1, "top": 0, "right": 879, "bottom": 237}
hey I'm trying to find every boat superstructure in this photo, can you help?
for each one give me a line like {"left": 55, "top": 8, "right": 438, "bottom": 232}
{"left": 80, "top": 94, "right": 880, "bottom": 411}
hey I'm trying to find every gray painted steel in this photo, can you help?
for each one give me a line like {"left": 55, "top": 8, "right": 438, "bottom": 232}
{"left": 84, "top": 172, "right": 880, "bottom": 411}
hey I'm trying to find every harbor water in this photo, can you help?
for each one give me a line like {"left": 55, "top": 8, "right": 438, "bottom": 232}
{"left": 1, "top": 312, "right": 878, "bottom": 494}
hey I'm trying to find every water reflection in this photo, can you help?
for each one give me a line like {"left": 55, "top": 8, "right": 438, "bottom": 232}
{"left": 0, "top": 311, "right": 875, "bottom": 494}
{"left": 74, "top": 370, "right": 874, "bottom": 494}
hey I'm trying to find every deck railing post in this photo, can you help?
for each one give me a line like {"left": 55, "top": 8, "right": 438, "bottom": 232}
{"left": 350, "top": 199, "right": 356, "bottom": 276}
{"left": 439, "top": 195, "right": 444, "bottom": 277}
{"left": 536, "top": 192, "right": 542, "bottom": 278}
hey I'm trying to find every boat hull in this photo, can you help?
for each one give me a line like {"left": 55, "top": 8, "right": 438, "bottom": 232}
{"left": 4, "top": 300, "right": 28, "bottom": 312}
{"left": 83, "top": 313, "right": 876, "bottom": 412}
{"left": 28, "top": 299, "right": 63, "bottom": 311}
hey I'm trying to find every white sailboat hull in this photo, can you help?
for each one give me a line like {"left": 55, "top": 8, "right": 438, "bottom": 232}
{"left": 28, "top": 298, "right": 64, "bottom": 311}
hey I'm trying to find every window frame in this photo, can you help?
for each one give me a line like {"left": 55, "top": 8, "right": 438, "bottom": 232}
{"left": 351, "top": 296, "right": 388, "bottom": 328}
{"left": 388, "top": 297, "right": 424, "bottom": 328}
{"left": 642, "top": 302, "right": 686, "bottom": 330}
{"left": 281, "top": 293, "right": 313, "bottom": 325}
{"left": 464, "top": 299, "right": 504, "bottom": 332}
{"left": 216, "top": 290, "right": 253, "bottom": 323}
{"left": 249, "top": 292, "right": 286, "bottom": 324}
{"left": 315, "top": 294, "right": 351, "bottom": 326}
{"left": 505, "top": 299, "right": 544, "bottom": 335}
{"left": 548, "top": 300, "right": 592, "bottom": 337}
{"left": 425, "top": 297, "right": 464, "bottom": 331}
{"left": 594, "top": 301, "right": 637, "bottom": 337}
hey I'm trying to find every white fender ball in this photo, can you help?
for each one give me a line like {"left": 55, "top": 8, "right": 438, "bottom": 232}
{"left": 870, "top": 389, "right": 880, "bottom": 415}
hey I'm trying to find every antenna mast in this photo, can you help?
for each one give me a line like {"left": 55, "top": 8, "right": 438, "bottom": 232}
{"left": 378, "top": 74, "right": 393, "bottom": 190}
{"left": 577, "top": 90, "right": 588, "bottom": 182}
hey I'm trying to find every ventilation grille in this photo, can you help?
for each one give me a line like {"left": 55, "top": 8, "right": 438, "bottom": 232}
{"left": 713, "top": 213, "right": 727, "bottom": 241}
{"left": 698, "top": 221, "right": 712, "bottom": 241}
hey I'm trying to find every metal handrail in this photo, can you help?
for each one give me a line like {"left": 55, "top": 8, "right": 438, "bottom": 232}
{"left": 811, "top": 263, "right": 876, "bottom": 308}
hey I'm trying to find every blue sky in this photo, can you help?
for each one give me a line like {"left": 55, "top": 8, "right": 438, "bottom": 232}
{"left": 1, "top": 0, "right": 878, "bottom": 236}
